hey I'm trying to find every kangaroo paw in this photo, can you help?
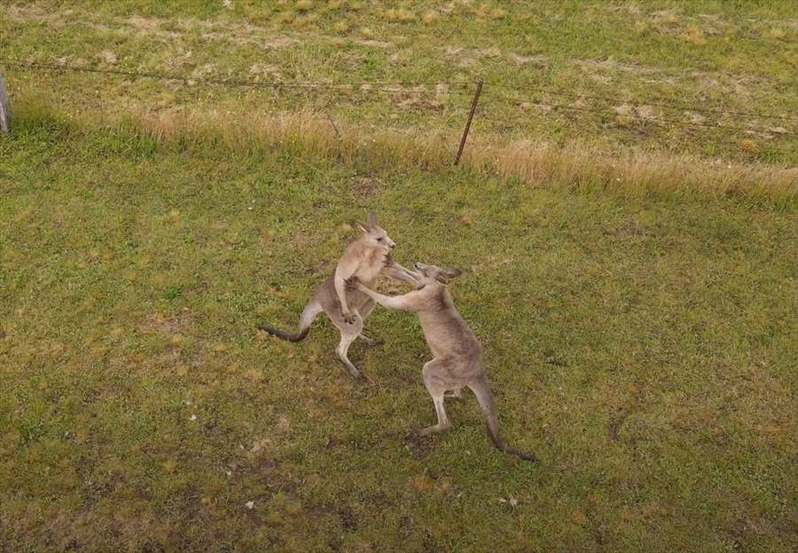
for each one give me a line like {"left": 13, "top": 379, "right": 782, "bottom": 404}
{"left": 419, "top": 423, "right": 451, "bottom": 436}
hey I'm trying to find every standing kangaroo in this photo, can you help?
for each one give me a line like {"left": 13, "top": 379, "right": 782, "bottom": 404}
{"left": 352, "top": 262, "right": 537, "bottom": 462}
{"left": 257, "top": 211, "right": 417, "bottom": 380}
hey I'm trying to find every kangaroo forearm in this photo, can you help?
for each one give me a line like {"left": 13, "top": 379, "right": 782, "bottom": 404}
{"left": 359, "top": 286, "right": 414, "bottom": 311}
{"left": 383, "top": 262, "right": 417, "bottom": 284}
{"left": 373, "top": 293, "right": 408, "bottom": 311}
{"left": 334, "top": 275, "right": 350, "bottom": 313}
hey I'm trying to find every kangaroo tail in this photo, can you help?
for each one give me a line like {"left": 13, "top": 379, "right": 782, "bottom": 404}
{"left": 257, "top": 301, "right": 321, "bottom": 343}
{"left": 471, "top": 377, "right": 538, "bottom": 463}
{"left": 256, "top": 323, "right": 310, "bottom": 342}
{"left": 487, "top": 430, "right": 538, "bottom": 462}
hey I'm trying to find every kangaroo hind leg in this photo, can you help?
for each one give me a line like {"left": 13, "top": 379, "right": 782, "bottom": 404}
{"left": 419, "top": 359, "right": 452, "bottom": 436}
{"left": 330, "top": 312, "right": 366, "bottom": 380}
{"left": 299, "top": 300, "right": 323, "bottom": 332}
{"left": 357, "top": 299, "right": 383, "bottom": 346}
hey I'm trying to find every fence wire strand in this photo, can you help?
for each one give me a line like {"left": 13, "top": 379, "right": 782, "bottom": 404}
{"left": 488, "top": 81, "right": 797, "bottom": 123}
{"left": 488, "top": 90, "right": 794, "bottom": 135}
{"left": 1, "top": 58, "right": 795, "bottom": 136}
{"left": 1, "top": 59, "right": 474, "bottom": 94}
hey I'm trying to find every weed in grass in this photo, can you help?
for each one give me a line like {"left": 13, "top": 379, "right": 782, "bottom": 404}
{"left": 163, "top": 286, "right": 183, "bottom": 301}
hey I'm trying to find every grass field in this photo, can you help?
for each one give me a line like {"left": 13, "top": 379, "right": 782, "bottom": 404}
{"left": 1, "top": 1, "right": 798, "bottom": 552}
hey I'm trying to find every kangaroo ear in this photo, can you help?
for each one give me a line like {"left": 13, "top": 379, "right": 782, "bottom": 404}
{"left": 441, "top": 267, "right": 463, "bottom": 280}
{"left": 434, "top": 268, "right": 462, "bottom": 284}
{"left": 356, "top": 222, "right": 370, "bottom": 233}
{"left": 367, "top": 210, "right": 378, "bottom": 228}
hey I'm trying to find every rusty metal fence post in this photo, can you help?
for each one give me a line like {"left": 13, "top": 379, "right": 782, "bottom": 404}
{"left": 454, "top": 79, "right": 483, "bottom": 165}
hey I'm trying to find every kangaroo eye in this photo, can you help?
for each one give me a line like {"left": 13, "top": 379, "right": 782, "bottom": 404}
{"left": 377, "top": 237, "right": 384, "bottom": 242}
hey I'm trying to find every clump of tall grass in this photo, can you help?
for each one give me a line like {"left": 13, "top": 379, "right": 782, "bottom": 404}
{"left": 383, "top": 8, "right": 416, "bottom": 23}
{"left": 132, "top": 109, "right": 451, "bottom": 171}
{"left": 468, "top": 140, "right": 797, "bottom": 204}
{"left": 133, "top": 110, "right": 798, "bottom": 205}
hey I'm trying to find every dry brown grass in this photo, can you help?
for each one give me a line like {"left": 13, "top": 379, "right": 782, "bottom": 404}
{"left": 50, "top": 103, "right": 798, "bottom": 205}
{"left": 421, "top": 10, "right": 440, "bottom": 25}
{"left": 133, "top": 109, "right": 451, "bottom": 169}
{"left": 469, "top": 139, "right": 797, "bottom": 203}
{"left": 383, "top": 8, "right": 416, "bottom": 23}
{"left": 333, "top": 20, "right": 350, "bottom": 33}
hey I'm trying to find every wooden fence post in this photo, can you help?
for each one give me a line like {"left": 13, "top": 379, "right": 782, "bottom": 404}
{"left": 0, "top": 74, "right": 10, "bottom": 134}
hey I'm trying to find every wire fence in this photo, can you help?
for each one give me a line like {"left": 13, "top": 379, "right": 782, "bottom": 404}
{"left": 0, "top": 60, "right": 475, "bottom": 94}
{"left": 491, "top": 90, "right": 792, "bottom": 135}
{"left": 488, "top": 80, "right": 797, "bottom": 123}
{"left": 1, "top": 58, "right": 795, "bottom": 140}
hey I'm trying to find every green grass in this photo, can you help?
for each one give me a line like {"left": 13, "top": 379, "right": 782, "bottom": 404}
{"left": 1, "top": 1, "right": 797, "bottom": 164}
{"left": 1, "top": 2, "right": 797, "bottom": 551}
{"left": 1, "top": 109, "right": 797, "bottom": 552}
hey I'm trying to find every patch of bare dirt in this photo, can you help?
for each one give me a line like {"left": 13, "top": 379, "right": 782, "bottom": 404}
{"left": 651, "top": 8, "right": 684, "bottom": 33}
{"left": 351, "top": 176, "right": 380, "bottom": 200}
{"left": 684, "top": 111, "right": 707, "bottom": 124}
{"left": 576, "top": 58, "right": 660, "bottom": 75}
{"left": 96, "top": 50, "right": 117, "bottom": 65}
{"left": 352, "top": 38, "right": 393, "bottom": 49}
{"left": 126, "top": 15, "right": 160, "bottom": 31}
{"left": 443, "top": 45, "right": 550, "bottom": 69}
{"left": 604, "top": 5, "right": 643, "bottom": 17}
{"left": 249, "top": 63, "right": 281, "bottom": 76}
{"left": 509, "top": 53, "right": 549, "bottom": 68}
{"left": 574, "top": 58, "right": 782, "bottom": 103}
{"left": 338, "top": 506, "right": 358, "bottom": 531}
{"left": 292, "top": 231, "right": 310, "bottom": 248}
{"left": 5, "top": 4, "right": 54, "bottom": 23}
{"left": 614, "top": 103, "right": 658, "bottom": 121}
{"left": 434, "top": 83, "right": 449, "bottom": 103}
{"left": 403, "top": 432, "right": 433, "bottom": 460}
{"left": 140, "top": 309, "right": 194, "bottom": 336}
{"left": 199, "top": 31, "right": 297, "bottom": 49}
{"left": 611, "top": 219, "right": 651, "bottom": 239}
{"left": 608, "top": 407, "right": 631, "bottom": 441}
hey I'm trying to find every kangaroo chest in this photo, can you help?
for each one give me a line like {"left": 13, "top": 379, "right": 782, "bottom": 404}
{"left": 419, "top": 308, "right": 482, "bottom": 360}
{"left": 356, "top": 249, "right": 388, "bottom": 284}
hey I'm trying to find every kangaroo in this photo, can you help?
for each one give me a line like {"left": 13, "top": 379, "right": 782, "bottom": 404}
{"left": 351, "top": 263, "right": 537, "bottom": 462}
{"left": 257, "top": 211, "right": 417, "bottom": 380}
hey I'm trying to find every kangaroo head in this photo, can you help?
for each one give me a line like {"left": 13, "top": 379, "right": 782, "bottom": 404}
{"left": 412, "top": 262, "right": 462, "bottom": 286}
{"left": 356, "top": 210, "right": 395, "bottom": 252}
